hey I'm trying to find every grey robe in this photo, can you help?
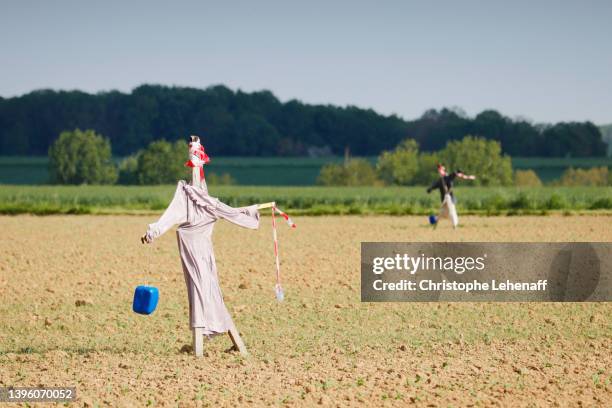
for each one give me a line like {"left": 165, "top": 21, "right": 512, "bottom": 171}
{"left": 146, "top": 180, "right": 259, "bottom": 333}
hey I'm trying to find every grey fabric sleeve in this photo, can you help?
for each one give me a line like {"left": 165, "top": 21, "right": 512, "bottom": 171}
{"left": 146, "top": 181, "right": 188, "bottom": 241}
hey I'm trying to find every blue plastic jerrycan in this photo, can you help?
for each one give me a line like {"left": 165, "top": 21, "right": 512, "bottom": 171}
{"left": 132, "top": 285, "right": 159, "bottom": 315}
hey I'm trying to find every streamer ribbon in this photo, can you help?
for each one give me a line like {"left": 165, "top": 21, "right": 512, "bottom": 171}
{"left": 271, "top": 205, "right": 296, "bottom": 301}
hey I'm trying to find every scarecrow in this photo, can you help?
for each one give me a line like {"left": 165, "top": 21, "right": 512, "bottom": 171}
{"left": 427, "top": 164, "right": 476, "bottom": 228}
{"left": 140, "top": 136, "right": 292, "bottom": 356}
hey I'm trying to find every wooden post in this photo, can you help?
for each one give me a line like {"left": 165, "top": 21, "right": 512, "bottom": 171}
{"left": 344, "top": 146, "right": 350, "bottom": 167}
{"left": 228, "top": 323, "right": 248, "bottom": 356}
{"left": 193, "top": 327, "right": 204, "bottom": 357}
{"left": 257, "top": 201, "right": 275, "bottom": 210}
{"left": 192, "top": 166, "right": 202, "bottom": 189}
{"left": 192, "top": 326, "right": 247, "bottom": 357}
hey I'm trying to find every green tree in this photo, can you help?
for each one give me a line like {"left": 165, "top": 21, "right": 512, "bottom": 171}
{"left": 540, "top": 122, "right": 606, "bottom": 157}
{"left": 117, "top": 154, "right": 139, "bottom": 185}
{"left": 557, "top": 167, "right": 609, "bottom": 186}
{"left": 137, "top": 140, "right": 188, "bottom": 184}
{"left": 438, "top": 136, "right": 513, "bottom": 186}
{"left": 376, "top": 139, "right": 420, "bottom": 185}
{"left": 413, "top": 152, "right": 440, "bottom": 185}
{"left": 316, "top": 159, "right": 379, "bottom": 186}
{"left": 48, "top": 129, "right": 117, "bottom": 184}
{"left": 514, "top": 169, "right": 542, "bottom": 187}
{"left": 207, "top": 172, "right": 236, "bottom": 185}
{"left": 600, "top": 124, "right": 612, "bottom": 156}
{"left": 232, "top": 113, "right": 281, "bottom": 155}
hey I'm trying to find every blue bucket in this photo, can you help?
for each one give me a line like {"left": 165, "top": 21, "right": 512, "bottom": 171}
{"left": 428, "top": 214, "right": 438, "bottom": 225}
{"left": 132, "top": 285, "right": 159, "bottom": 315}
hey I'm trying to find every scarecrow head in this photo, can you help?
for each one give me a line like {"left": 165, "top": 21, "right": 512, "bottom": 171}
{"left": 185, "top": 135, "right": 210, "bottom": 188}
{"left": 437, "top": 163, "right": 447, "bottom": 177}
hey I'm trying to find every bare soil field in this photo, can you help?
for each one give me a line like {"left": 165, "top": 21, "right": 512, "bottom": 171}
{"left": 0, "top": 215, "right": 611, "bottom": 407}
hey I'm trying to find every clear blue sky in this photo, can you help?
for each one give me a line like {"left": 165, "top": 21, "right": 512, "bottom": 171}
{"left": 1, "top": 0, "right": 611, "bottom": 124}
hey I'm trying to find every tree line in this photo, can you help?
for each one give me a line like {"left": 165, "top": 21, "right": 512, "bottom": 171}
{"left": 48, "top": 129, "right": 611, "bottom": 187}
{"left": 317, "top": 136, "right": 513, "bottom": 187}
{"left": 48, "top": 129, "right": 235, "bottom": 185}
{"left": 0, "top": 84, "right": 607, "bottom": 157}
{"left": 317, "top": 136, "right": 611, "bottom": 187}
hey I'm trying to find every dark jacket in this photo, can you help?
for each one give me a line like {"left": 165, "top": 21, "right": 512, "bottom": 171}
{"left": 427, "top": 173, "right": 458, "bottom": 202}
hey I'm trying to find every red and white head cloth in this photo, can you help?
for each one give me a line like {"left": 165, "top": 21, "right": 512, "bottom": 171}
{"left": 185, "top": 135, "right": 210, "bottom": 180}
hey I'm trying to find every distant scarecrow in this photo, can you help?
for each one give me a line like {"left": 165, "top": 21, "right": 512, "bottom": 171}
{"left": 427, "top": 164, "right": 476, "bottom": 228}
{"left": 141, "top": 136, "right": 259, "bottom": 356}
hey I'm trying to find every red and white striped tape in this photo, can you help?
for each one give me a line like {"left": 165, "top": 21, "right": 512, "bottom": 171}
{"left": 274, "top": 206, "right": 296, "bottom": 229}
{"left": 271, "top": 205, "right": 296, "bottom": 301}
